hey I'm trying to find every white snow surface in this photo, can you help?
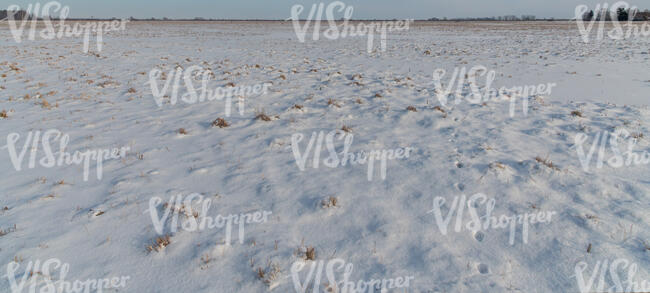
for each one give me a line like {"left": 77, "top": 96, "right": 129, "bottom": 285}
{"left": 0, "top": 21, "right": 649, "bottom": 293}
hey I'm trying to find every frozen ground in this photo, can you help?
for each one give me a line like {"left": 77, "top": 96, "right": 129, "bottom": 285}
{"left": 0, "top": 21, "right": 649, "bottom": 292}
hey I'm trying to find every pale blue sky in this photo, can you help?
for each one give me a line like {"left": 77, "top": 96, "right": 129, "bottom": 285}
{"left": 4, "top": 0, "right": 650, "bottom": 19}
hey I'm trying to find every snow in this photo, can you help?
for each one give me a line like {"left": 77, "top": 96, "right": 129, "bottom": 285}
{"left": 0, "top": 21, "right": 648, "bottom": 292}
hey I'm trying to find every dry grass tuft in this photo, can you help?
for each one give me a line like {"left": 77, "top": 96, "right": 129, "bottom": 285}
{"left": 257, "top": 262, "right": 281, "bottom": 287}
{"left": 406, "top": 106, "right": 417, "bottom": 112}
{"left": 0, "top": 110, "right": 8, "bottom": 119}
{"left": 146, "top": 235, "right": 171, "bottom": 252}
{"left": 341, "top": 125, "right": 352, "bottom": 133}
{"left": 490, "top": 162, "right": 506, "bottom": 170}
{"left": 535, "top": 156, "right": 560, "bottom": 171}
{"left": 39, "top": 99, "right": 51, "bottom": 109}
{"left": 97, "top": 81, "right": 119, "bottom": 88}
{"left": 127, "top": 87, "right": 137, "bottom": 94}
{"left": 255, "top": 111, "right": 272, "bottom": 122}
{"left": 481, "top": 144, "right": 494, "bottom": 151}
{"left": 304, "top": 246, "right": 316, "bottom": 261}
{"left": 291, "top": 104, "right": 303, "bottom": 110}
{"left": 0, "top": 229, "right": 11, "bottom": 237}
{"left": 433, "top": 106, "right": 448, "bottom": 118}
{"left": 322, "top": 196, "right": 338, "bottom": 208}
{"left": 257, "top": 267, "right": 265, "bottom": 279}
{"left": 212, "top": 118, "right": 230, "bottom": 128}
{"left": 327, "top": 98, "right": 341, "bottom": 108}
{"left": 0, "top": 224, "right": 17, "bottom": 237}
{"left": 200, "top": 253, "right": 212, "bottom": 270}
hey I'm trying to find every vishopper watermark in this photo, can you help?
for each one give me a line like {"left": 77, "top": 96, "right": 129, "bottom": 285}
{"left": 574, "top": 128, "right": 648, "bottom": 172}
{"left": 1, "top": 129, "right": 129, "bottom": 181}
{"left": 428, "top": 193, "right": 557, "bottom": 245}
{"left": 433, "top": 65, "right": 556, "bottom": 117}
{"left": 575, "top": 1, "right": 650, "bottom": 43}
{"left": 147, "top": 65, "right": 272, "bottom": 116}
{"left": 5, "top": 258, "right": 130, "bottom": 293}
{"left": 574, "top": 258, "right": 649, "bottom": 293}
{"left": 146, "top": 193, "right": 272, "bottom": 245}
{"left": 291, "top": 130, "right": 415, "bottom": 181}
{"left": 287, "top": 1, "right": 414, "bottom": 53}
{"left": 4, "top": 1, "right": 129, "bottom": 53}
{"left": 291, "top": 259, "right": 414, "bottom": 293}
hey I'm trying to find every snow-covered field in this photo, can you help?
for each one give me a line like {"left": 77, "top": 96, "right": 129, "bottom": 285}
{"left": 1, "top": 21, "right": 649, "bottom": 292}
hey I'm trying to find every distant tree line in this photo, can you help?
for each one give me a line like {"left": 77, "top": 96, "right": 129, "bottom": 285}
{"left": 581, "top": 8, "right": 650, "bottom": 21}
{"left": 0, "top": 10, "right": 30, "bottom": 20}
{"left": 0, "top": 11, "right": 258, "bottom": 21}
{"left": 428, "top": 15, "right": 541, "bottom": 21}
{"left": 2, "top": 8, "right": 649, "bottom": 22}
{"left": 0, "top": 10, "right": 218, "bottom": 21}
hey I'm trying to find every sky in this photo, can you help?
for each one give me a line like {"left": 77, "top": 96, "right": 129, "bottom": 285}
{"left": 3, "top": 0, "right": 650, "bottom": 20}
